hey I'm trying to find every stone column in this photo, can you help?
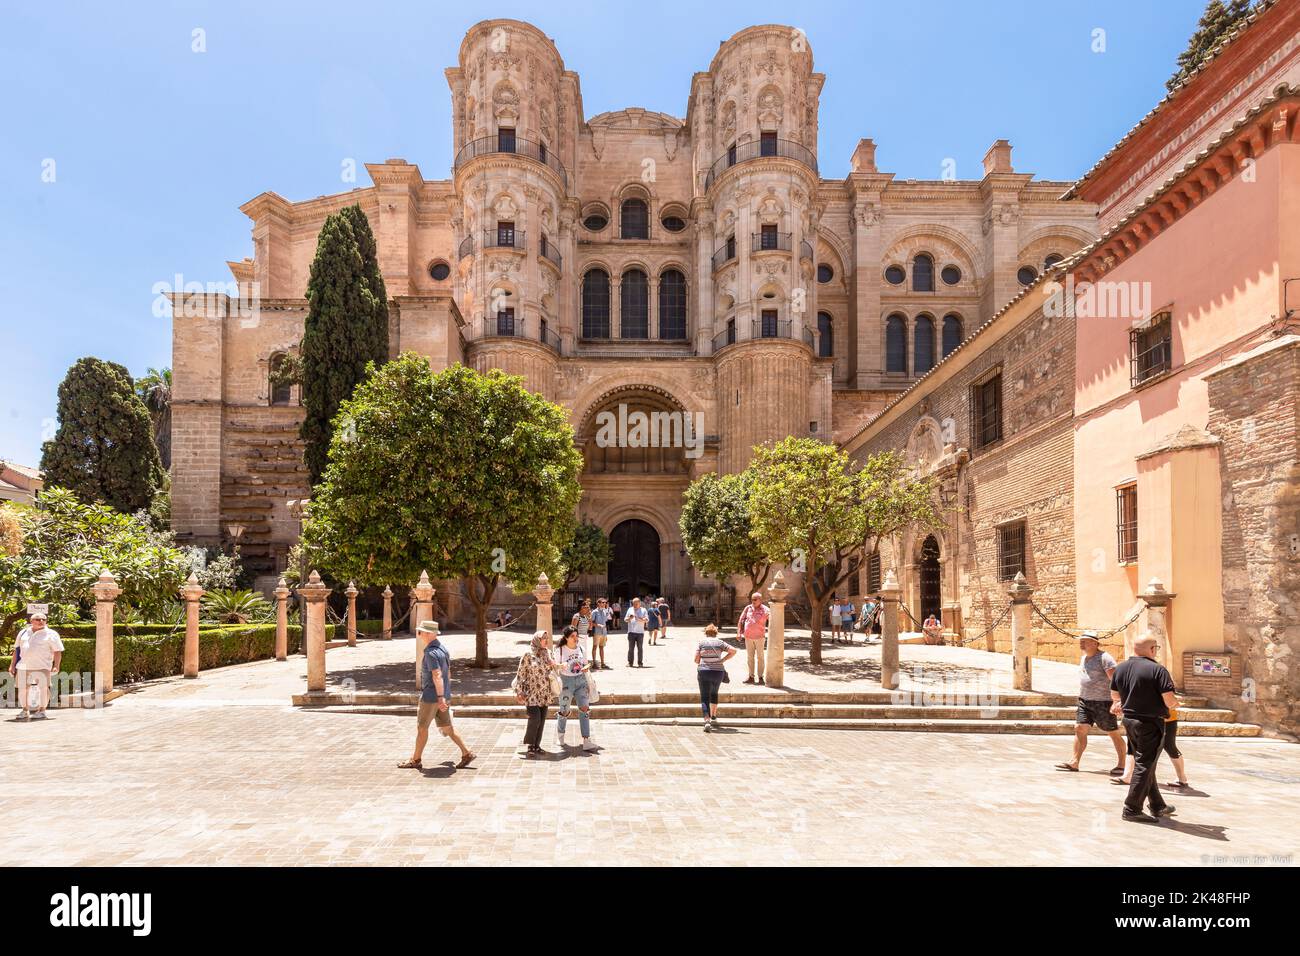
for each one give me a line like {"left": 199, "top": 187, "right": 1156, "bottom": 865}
{"left": 298, "top": 570, "right": 331, "bottom": 693}
{"left": 382, "top": 586, "right": 393, "bottom": 640}
{"left": 273, "top": 576, "right": 290, "bottom": 661}
{"left": 92, "top": 569, "right": 121, "bottom": 694}
{"left": 534, "top": 572, "right": 554, "bottom": 638}
{"left": 879, "top": 569, "right": 900, "bottom": 690}
{"left": 764, "top": 570, "right": 789, "bottom": 688}
{"left": 181, "top": 572, "right": 205, "bottom": 679}
{"left": 412, "top": 571, "right": 434, "bottom": 689}
{"left": 1008, "top": 571, "right": 1035, "bottom": 691}
{"left": 345, "top": 581, "right": 358, "bottom": 647}
{"left": 1139, "top": 577, "right": 1176, "bottom": 672}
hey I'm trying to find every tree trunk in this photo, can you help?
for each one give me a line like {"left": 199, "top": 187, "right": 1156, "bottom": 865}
{"left": 807, "top": 590, "right": 826, "bottom": 665}
{"left": 470, "top": 574, "right": 497, "bottom": 668}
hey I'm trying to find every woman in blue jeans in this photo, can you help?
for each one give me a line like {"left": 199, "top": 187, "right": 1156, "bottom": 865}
{"left": 553, "top": 625, "right": 597, "bottom": 752}
{"left": 695, "top": 624, "right": 738, "bottom": 733}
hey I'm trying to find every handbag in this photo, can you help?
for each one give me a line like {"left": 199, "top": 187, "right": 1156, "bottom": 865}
{"left": 586, "top": 670, "right": 600, "bottom": 704}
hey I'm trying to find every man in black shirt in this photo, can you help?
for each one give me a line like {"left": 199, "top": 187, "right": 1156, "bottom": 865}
{"left": 1110, "top": 634, "right": 1179, "bottom": 822}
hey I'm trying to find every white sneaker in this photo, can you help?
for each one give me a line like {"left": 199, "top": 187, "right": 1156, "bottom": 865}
{"left": 582, "top": 738, "right": 597, "bottom": 751}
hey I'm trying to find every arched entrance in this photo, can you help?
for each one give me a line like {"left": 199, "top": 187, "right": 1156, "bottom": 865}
{"left": 919, "top": 535, "right": 941, "bottom": 620}
{"left": 608, "top": 519, "right": 661, "bottom": 602}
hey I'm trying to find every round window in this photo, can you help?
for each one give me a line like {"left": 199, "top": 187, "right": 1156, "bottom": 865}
{"left": 1044, "top": 253, "right": 1063, "bottom": 269}
{"left": 661, "top": 216, "right": 686, "bottom": 232}
{"left": 817, "top": 264, "right": 834, "bottom": 284}
{"left": 429, "top": 261, "right": 451, "bottom": 281}
{"left": 583, "top": 214, "right": 608, "bottom": 231}
{"left": 885, "top": 265, "right": 906, "bottom": 285}
{"left": 1017, "top": 265, "right": 1038, "bottom": 286}
{"left": 941, "top": 265, "right": 961, "bottom": 285}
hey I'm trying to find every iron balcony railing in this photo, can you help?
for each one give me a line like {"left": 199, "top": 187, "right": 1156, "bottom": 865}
{"left": 711, "top": 324, "right": 738, "bottom": 355}
{"left": 705, "top": 138, "right": 818, "bottom": 190}
{"left": 457, "top": 234, "right": 474, "bottom": 259}
{"left": 711, "top": 242, "right": 736, "bottom": 272}
{"left": 802, "top": 326, "right": 816, "bottom": 349}
{"left": 752, "top": 231, "right": 792, "bottom": 253}
{"left": 753, "top": 317, "right": 793, "bottom": 340}
{"left": 539, "top": 236, "right": 562, "bottom": 269}
{"left": 800, "top": 239, "right": 814, "bottom": 261}
{"left": 479, "top": 315, "right": 562, "bottom": 354}
{"left": 454, "top": 135, "right": 568, "bottom": 189}
{"left": 483, "top": 229, "right": 526, "bottom": 251}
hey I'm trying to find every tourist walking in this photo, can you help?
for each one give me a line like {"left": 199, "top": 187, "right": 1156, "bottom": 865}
{"left": 571, "top": 599, "right": 592, "bottom": 657}
{"left": 1112, "top": 703, "right": 1191, "bottom": 790}
{"left": 860, "top": 597, "right": 877, "bottom": 643}
{"left": 553, "top": 625, "right": 597, "bottom": 751}
{"left": 645, "top": 598, "right": 662, "bottom": 646}
{"left": 1055, "top": 631, "right": 1125, "bottom": 775}
{"left": 9, "top": 609, "right": 63, "bottom": 721}
{"left": 625, "top": 597, "right": 648, "bottom": 666}
{"left": 399, "top": 622, "right": 475, "bottom": 771}
{"left": 1110, "top": 634, "right": 1179, "bottom": 822}
{"left": 737, "top": 591, "right": 770, "bottom": 685}
{"left": 611, "top": 600, "right": 622, "bottom": 631}
{"left": 696, "top": 623, "right": 737, "bottom": 732}
{"left": 657, "top": 597, "right": 672, "bottom": 639}
{"left": 830, "top": 597, "right": 843, "bottom": 642}
{"left": 514, "top": 630, "right": 557, "bottom": 758}
{"left": 590, "top": 597, "right": 612, "bottom": 670}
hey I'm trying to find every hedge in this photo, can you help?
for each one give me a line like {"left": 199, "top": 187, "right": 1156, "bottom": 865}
{"left": 1, "top": 624, "right": 335, "bottom": 685}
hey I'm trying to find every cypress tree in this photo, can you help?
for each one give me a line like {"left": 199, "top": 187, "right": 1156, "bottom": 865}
{"left": 299, "top": 207, "right": 388, "bottom": 485}
{"left": 40, "top": 356, "right": 164, "bottom": 514}
{"left": 1167, "top": 0, "right": 1255, "bottom": 92}
{"left": 339, "top": 204, "right": 390, "bottom": 364}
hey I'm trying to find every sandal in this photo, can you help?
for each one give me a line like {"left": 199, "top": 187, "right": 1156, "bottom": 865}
{"left": 1110, "top": 778, "right": 1131, "bottom": 786}
{"left": 1166, "top": 780, "right": 1190, "bottom": 789}
{"left": 1054, "top": 763, "right": 1079, "bottom": 772}
{"left": 455, "top": 752, "right": 476, "bottom": 769}
{"left": 1108, "top": 766, "right": 1126, "bottom": 776}
{"left": 397, "top": 758, "right": 423, "bottom": 769}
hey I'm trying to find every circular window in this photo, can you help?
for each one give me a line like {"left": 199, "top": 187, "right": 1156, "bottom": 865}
{"left": 661, "top": 216, "right": 686, "bottom": 233}
{"left": 885, "top": 265, "right": 906, "bottom": 285}
{"left": 1044, "top": 253, "right": 1063, "bottom": 269}
{"left": 583, "top": 214, "right": 608, "bottom": 231}
{"left": 429, "top": 261, "right": 451, "bottom": 281}
{"left": 941, "top": 265, "right": 961, "bottom": 285}
{"left": 817, "top": 264, "right": 834, "bottom": 284}
{"left": 1017, "top": 265, "right": 1038, "bottom": 286}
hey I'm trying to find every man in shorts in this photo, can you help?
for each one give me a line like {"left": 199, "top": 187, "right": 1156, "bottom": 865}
{"left": 1055, "top": 630, "right": 1125, "bottom": 775}
{"left": 9, "top": 608, "right": 63, "bottom": 720}
{"left": 590, "top": 597, "right": 612, "bottom": 670}
{"left": 656, "top": 597, "right": 672, "bottom": 640}
{"left": 399, "top": 621, "right": 475, "bottom": 771}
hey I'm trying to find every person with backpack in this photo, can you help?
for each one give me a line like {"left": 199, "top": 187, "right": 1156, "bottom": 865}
{"left": 645, "top": 599, "right": 662, "bottom": 646}
{"left": 736, "top": 592, "right": 770, "bottom": 685}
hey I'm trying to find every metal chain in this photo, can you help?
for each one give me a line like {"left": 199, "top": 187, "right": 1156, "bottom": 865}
{"left": 1031, "top": 600, "right": 1143, "bottom": 641}
{"left": 954, "top": 602, "right": 1013, "bottom": 646}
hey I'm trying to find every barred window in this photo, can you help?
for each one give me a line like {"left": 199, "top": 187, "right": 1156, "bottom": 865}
{"left": 997, "top": 521, "right": 1026, "bottom": 581}
{"left": 620, "top": 269, "right": 649, "bottom": 338}
{"left": 620, "top": 199, "right": 649, "bottom": 240}
{"left": 582, "top": 269, "right": 610, "bottom": 338}
{"left": 1130, "top": 312, "right": 1172, "bottom": 387}
{"left": 1116, "top": 484, "right": 1138, "bottom": 564}
{"left": 867, "top": 550, "right": 882, "bottom": 594}
{"left": 972, "top": 370, "right": 1003, "bottom": 449}
{"left": 658, "top": 270, "right": 687, "bottom": 340}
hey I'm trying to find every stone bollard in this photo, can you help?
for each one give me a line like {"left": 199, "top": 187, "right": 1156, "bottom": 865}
{"left": 92, "top": 569, "right": 122, "bottom": 694}
{"left": 534, "top": 572, "right": 554, "bottom": 638}
{"left": 765, "top": 570, "right": 789, "bottom": 688}
{"left": 1008, "top": 571, "right": 1035, "bottom": 691}
{"left": 345, "top": 581, "right": 358, "bottom": 648}
{"left": 298, "top": 570, "right": 332, "bottom": 693}
{"left": 1139, "top": 577, "right": 1176, "bottom": 672}
{"left": 274, "top": 576, "right": 290, "bottom": 660}
{"left": 181, "top": 572, "right": 205, "bottom": 679}
{"left": 412, "top": 571, "right": 435, "bottom": 689}
{"left": 382, "top": 586, "right": 393, "bottom": 640}
{"left": 879, "top": 569, "right": 900, "bottom": 690}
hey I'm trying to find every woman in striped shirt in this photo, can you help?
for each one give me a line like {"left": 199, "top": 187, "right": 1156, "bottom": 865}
{"left": 695, "top": 623, "right": 738, "bottom": 732}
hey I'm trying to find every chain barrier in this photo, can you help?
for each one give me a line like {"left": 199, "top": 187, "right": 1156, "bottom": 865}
{"left": 953, "top": 602, "right": 1013, "bottom": 647}
{"left": 1031, "top": 600, "right": 1143, "bottom": 641}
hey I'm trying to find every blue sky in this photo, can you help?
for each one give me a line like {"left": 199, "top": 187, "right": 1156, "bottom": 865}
{"left": 0, "top": 0, "right": 1210, "bottom": 466}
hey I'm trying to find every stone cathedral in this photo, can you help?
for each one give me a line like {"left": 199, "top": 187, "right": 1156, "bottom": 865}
{"left": 169, "top": 19, "right": 1098, "bottom": 610}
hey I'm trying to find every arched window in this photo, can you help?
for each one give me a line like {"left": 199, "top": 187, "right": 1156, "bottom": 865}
{"left": 620, "top": 198, "right": 649, "bottom": 240}
{"left": 269, "top": 352, "right": 292, "bottom": 406}
{"left": 914, "top": 314, "right": 935, "bottom": 375}
{"left": 658, "top": 269, "right": 687, "bottom": 340}
{"left": 817, "top": 311, "right": 834, "bottom": 358}
{"left": 912, "top": 254, "right": 934, "bottom": 292}
{"left": 582, "top": 269, "right": 610, "bottom": 339}
{"left": 942, "top": 314, "right": 963, "bottom": 358}
{"left": 620, "top": 269, "right": 649, "bottom": 338}
{"left": 886, "top": 314, "right": 908, "bottom": 373}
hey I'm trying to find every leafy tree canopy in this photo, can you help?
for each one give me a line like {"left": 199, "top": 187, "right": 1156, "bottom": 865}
{"left": 680, "top": 470, "right": 774, "bottom": 617}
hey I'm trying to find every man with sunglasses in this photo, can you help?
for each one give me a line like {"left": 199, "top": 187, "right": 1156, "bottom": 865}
{"left": 1109, "top": 633, "right": 1178, "bottom": 823}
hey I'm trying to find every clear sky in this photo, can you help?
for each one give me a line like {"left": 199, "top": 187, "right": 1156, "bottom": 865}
{"left": 0, "top": 0, "right": 1211, "bottom": 466}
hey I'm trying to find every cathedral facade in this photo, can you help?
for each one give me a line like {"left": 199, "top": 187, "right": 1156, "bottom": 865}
{"left": 170, "top": 19, "right": 1098, "bottom": 608}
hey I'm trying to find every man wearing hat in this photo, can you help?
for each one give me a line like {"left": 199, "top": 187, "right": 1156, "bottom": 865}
{"left": 8, "top": 607, "right": 63, "bottom": 721}
{"left": 1054, "top": 630, "right": 1125, "bottom": 774}
{"left": 399, "top": 621, "right": 475, "bottom": 771}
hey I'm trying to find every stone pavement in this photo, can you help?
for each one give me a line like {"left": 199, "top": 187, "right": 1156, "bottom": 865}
{"left": 1, "top": 626, "right": 1297, "bottom": 866}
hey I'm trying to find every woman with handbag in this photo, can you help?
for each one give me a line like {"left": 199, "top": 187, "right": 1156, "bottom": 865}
{"left": 553, "top": 625, "right": 597, "bottom": 752}
{"left": 514, "top": 630, "right": 557, "bottom": 758}
{"left": 695, "top": 623, "right": 737, "bottom": 733}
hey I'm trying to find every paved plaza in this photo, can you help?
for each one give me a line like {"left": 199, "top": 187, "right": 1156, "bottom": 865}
{"left": 2, "top": 626, "right": 1297, "bottom": 866}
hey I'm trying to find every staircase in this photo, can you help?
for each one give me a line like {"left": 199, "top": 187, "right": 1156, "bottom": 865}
{"left": 293, "top": 690, "right": 1262, "bottom": 737}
